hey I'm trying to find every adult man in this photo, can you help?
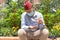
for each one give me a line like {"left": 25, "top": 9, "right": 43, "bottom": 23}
{"left": 18, "top": 1, "right": 49, "bottom": 40}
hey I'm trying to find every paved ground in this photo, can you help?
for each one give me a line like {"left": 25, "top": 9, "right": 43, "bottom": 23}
{"left": 0, "top": 37, "right": 60, "bottom": 40}
{"left": 0, "top": 37, "right": 19, "bottom": 40}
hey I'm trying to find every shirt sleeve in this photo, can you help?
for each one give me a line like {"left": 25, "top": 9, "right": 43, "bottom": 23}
{"left": 21, "top": 13, "right": 29, "bottom": 31}
{"left": 38, "top": 13, "right": 46, "bottom": 30}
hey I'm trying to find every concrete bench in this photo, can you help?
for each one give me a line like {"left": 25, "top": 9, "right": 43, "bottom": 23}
{"left": 0, "top": 37, "right": 60, "bottom": 40}
{"left": 0, "top": 37, "right": 19, "bottom": 40}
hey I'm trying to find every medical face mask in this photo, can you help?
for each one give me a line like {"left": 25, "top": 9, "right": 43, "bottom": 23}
{"left": 27, "top": 11, "right": 34, "bottom": 16}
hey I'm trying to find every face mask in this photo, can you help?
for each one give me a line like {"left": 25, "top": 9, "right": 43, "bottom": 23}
{"left": 27, "top": 11, "right": 34, "bottom": 16}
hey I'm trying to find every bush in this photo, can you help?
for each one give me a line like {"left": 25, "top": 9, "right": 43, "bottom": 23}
{"left": 0, "top": 26, "right": 19, "bottom": 36}
{"left": 0, "top": 1, "right": 24, "bottom": 36}
{"left": 43, "top": 9, "right": 60, "bottom": 36}
{"left": 0, "top": 0, "right": 60, "bottom": 36}
{"left": 50, "top": 23, "right": 60, "bottom": 36}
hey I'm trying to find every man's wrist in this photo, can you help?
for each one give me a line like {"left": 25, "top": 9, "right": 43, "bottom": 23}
{"left": 28, "top": 26, "right": 31, "bottom": 29}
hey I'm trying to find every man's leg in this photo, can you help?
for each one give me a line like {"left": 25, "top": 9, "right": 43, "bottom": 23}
{"left": 27, "top": 32, "right": 34, "bottom": 40}
{"left": 40, "top": 29, "right": 49, "bottom": 40}
{"left": 33, "top": 30, "right": 41, "bottom": 40}
{"left": 18, "top": 29, "right": 27, "bottom": 40}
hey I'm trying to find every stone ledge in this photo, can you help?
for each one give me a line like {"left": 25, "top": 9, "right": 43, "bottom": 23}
{"left": 0, "top": 37, "right": 60, "bottom": 40}
{"left": 0, "top": 37, "right": 19, "bottom": 40}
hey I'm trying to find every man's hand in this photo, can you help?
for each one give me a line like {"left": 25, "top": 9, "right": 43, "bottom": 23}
{"left": 37, "top": 18, "right": 43, "bottom": 24}
{"left": 29, "top": 26, "right": 38, "bottom": 29}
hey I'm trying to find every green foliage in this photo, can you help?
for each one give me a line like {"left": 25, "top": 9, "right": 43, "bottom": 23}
{"left": 9, "top": 13, "right": 21, "bottom": 27}
{"left": 50, "top": 23, "right": 60, "bottom": 36}
{"left": 42, "top": 9, "right": 60, "bottom": 36}
{"left": 0, "top": 0, "right": 60, "bottom": 36}
{"left": 0, "top": 1, "right": 24, "bottom": 36}
{"left": 0, "top": 26, "right": 19, "bottom": 36}
{"left": 0, "top": 27, "right": 11, "bottom": 36}
{"left": 44, "top": 13, "right": 55, "bottom": 29}
{"left": 10, "top": 1, "right": 18, "bottom": 8}
{"left": 18, "top": 0, "right": 24, "bottom": 7}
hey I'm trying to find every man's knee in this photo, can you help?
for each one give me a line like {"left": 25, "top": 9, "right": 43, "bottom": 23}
{"left": 42, "top": 29, "right": 49, "bottom": 35}
{"left": 18, "top": 29, "right": 26, "bottom": 36}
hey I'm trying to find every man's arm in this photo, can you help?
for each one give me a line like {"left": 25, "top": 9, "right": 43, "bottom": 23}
{"left": 37, "top": 13, "right": 46, "bottom": 30}
{"left": 21, "top": 14, "right": 29, "bottom": 31}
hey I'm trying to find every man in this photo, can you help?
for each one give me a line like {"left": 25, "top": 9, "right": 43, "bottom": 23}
{"left": 18, "top": 1, "right": 49, "bottom": 40}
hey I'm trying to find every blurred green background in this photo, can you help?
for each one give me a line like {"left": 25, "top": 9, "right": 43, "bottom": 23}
{"left": 0, "top": 0, "right": 60, "bottom": 37}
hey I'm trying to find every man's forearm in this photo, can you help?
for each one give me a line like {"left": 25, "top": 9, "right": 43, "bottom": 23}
{"left": 38, "top": 24, "right": 46, "bottom": 30}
